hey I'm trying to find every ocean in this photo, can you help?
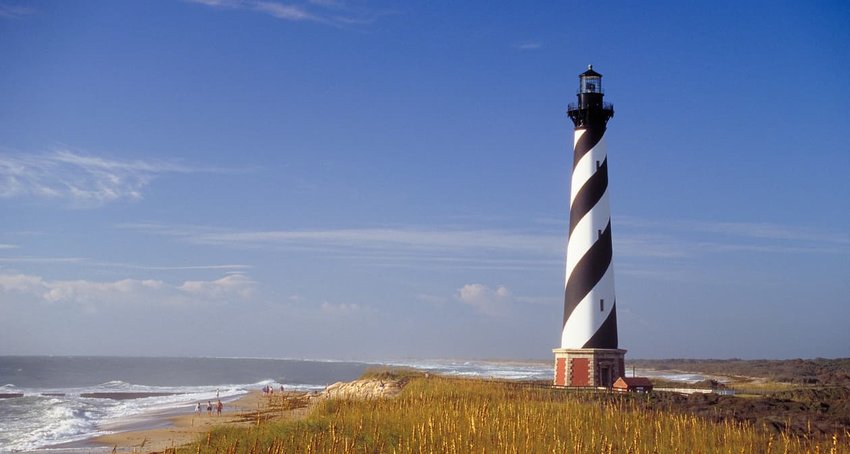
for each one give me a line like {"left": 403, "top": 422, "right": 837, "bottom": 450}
{"left": 0, "top": 356, "right": 553, "bottom": 452}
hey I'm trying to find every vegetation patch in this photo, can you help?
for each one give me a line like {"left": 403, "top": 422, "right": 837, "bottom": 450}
{"left": 173, "top": 372, "right": 850, "bottom": 453}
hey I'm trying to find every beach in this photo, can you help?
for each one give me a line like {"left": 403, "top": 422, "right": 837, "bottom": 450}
{"left": 91, "top": 375, "right": 410, "bottom": 453}
{"left": 0, "top": 356, "right": 370, "bottom": 451}
{"left": 91, "top": 378, "right": 409, "bottom": 453}
{"left": 93, "top": 391, "right": 274, "bottom": 453}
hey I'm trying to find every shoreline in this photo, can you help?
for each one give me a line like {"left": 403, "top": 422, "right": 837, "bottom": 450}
{"left": 89, "top": 391, "right": 269, "bottom": 453}
{"left": 86, "top": 378, "right": 396, "bottom": 453}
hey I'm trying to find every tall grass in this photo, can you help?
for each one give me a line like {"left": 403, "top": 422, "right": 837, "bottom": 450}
{"left": 177, "top": 375, "right": 849, "bottom": 453}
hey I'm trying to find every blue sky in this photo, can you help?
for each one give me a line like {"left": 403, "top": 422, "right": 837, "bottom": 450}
{"left": 1, "top": 0, "right": 848, "bottom": 360}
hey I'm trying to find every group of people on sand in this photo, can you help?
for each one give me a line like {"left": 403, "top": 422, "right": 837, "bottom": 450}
{"left": 262, "top": 385, "right": 284, "bottom": 396}
{"left": 195, "top": 399, "right": 223, "bottom": 416}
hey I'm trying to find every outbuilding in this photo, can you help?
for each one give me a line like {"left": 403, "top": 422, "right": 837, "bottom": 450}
{"left": 612, "top": 377, "right": 653, "bottom": 393}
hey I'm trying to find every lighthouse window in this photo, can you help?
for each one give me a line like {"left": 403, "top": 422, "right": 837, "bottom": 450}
{"left": 600, "top": 299, "right": 604, "bottom": 311}
{"left": 597, "top": 229, "right": 602, "bottom": 238}
{"left": 581, "top": 76, "right": 601, "bottom": 93}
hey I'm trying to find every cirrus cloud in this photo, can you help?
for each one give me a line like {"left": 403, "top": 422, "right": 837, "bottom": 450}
{"left": 185, "top": 0, "right": 389, "bottom": 28}
{"left": 0, "top": 147, "right": 227, "bottom": 208}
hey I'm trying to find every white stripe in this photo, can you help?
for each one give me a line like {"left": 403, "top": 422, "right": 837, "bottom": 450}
{"left": 569, "top": 135, "right": 608, "bottom": 206}
{"left": 564, "top": 190, "right": 611, "bottom": 284}
{"left": 561, "top": 263, "right": 616, "bottom": 348}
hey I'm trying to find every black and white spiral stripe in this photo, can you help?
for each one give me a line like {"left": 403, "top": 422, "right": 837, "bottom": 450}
{"left": 560, "top": 124, "right": 618, "bottom": 349}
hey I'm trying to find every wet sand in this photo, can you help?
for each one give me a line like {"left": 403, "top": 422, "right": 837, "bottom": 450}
{"left": 93, "top": 391, "right": 269, "bottom": 453}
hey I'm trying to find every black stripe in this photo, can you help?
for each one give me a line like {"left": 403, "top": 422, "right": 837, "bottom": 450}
{"left": 569, "top": 158, "right": 608, "bottom": 236}
{"left": 582, "top": 302, "right": 618, "bottom": 349}
{"left": 572, "top": 125, "right": 606, "bottom": 170}
{"left": 562, "top": 220, "right": 613, "bottom": 327}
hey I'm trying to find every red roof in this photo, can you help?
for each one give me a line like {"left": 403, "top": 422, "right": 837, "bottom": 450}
{"left": 614, "top": 377, "right": 654, "bottom": 388}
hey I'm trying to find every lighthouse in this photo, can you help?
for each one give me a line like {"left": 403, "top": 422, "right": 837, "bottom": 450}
{"left": 553, "top": 65, "right": 626, "bottom": 387}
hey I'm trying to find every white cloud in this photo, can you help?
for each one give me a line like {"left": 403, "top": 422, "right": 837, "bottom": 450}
{"left": 0, "top": 272, "right": 256, "bottom": 307}
{"left": 185, "top": 0, "right": 386, "bottom": 27}
{"left": 0, "top": 148, "right": 222, "bottom": 207}
{"left": 0, "top": 273, "right": 46, "bottom": 294}
{"left": 42, "top": 278, "right": 164, "bottom": 304}
{"left": 253, "top": 1, "right": 316, "bottom": 21}
{"left": 0, "top": 244, "right": 18, "bottom": 250}
{"left": 456, "top": 283, "right": 512, "bottom": 316}
{"left": 179, "top": 273, "right": 256, "bottom": 299}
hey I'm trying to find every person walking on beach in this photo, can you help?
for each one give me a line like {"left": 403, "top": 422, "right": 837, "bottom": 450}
{"left": 195, "top": 402, "right": 202, "bottom": 414}
{"left": 216, "top": 399, "right": 223, "bottom": 416}
{"left": 207, "top": 401, "right": 212, "bottom": 415}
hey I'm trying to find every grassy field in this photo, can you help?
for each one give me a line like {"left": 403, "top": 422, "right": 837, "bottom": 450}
{"left": 169, "top": 369, "right": 850, "bottom": 454}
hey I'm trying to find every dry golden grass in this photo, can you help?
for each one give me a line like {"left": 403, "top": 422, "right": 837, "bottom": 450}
{"left": 173, "top": 374, "right": 850, "bottom": 454}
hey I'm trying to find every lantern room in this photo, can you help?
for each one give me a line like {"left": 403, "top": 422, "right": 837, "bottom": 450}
{"left": 580, "top": 65, "right": 603, "bottom": 94}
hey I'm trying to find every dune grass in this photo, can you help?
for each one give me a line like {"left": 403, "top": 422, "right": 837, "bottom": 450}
{"left": 176, "top": 373, "right": 849, "bottom": 453}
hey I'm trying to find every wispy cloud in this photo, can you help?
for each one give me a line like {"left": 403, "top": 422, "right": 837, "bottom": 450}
{"left": 191, "top": 227, "right": 561, "bottom": 253}
{"left": 119, "top": 222, "right": 566, "bottom": 264}
{"left": 617, "top": 216, "right": 850, "bottom": 255}
{"left": 0, "top": 3, "right": 35, "bottom": 18}
{"left": 118, "top": 216, "right": 850, "bottom": 274}
{"left": 0, "top": 244, "right": 18, "bottom": 250}
{"left": 0, "top": 272, "right": 256, "bottom": 307}
{"left": 512, "top": 41, "right": 542, "bottom": 51}
{"left": 320, "top": 301, "right": 364, "bottom": 316}
{"left": 185, "top": 0, "right": 389, "bottom": 28}
{"left": 682, "top": 219, "right": 850, "bottom": 245}
{"left": 98, "top": 261, "right": 252, "bottom": 271}
{"left": 0, "top": 256, "right": 86, "bottom": 264}
{"left": 253, "top": 1, "right": 316, "bottom": 21}
{"left": 0, "top": 147, "right": 227, "bottom": 207}
{"left": 0, "top": 255, "right": 249, "bottom": 272}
